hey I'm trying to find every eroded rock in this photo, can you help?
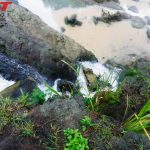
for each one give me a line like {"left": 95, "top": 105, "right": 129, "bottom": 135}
{"left": 30, "top": 96, "right": 87, "bottom": 129}
{"left": 0, "top": 3, "right": 96, "bottom": 81}
{"left": 131, "top": 16, "right": 146, "bottom": 29}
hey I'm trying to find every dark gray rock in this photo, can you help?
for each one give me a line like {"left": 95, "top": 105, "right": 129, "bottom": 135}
{"left": 146, "top": 28, "right": 150, "bottom": 38}
{"left": 57, "top": 79, "right": 76, "bottom": 93}
{"left": 128, "top": 6, "right": 139, "bottom": 13}
{"left": 131, "top": 16, "right": 146, "bottom": 29}
{"left": 30, "top": 96, "right": 87, "bottom": 129}
{"left": 64, "top": 14, "right": 82, "bottom": 27}
{"left": 121, "top": 12, "right": 131, "bottom": 19}
{"left": 92, "top": 16, "right": 101, "bottom": 25}
{"left": 0, "top": 4, "right": 96, "bottom": 82}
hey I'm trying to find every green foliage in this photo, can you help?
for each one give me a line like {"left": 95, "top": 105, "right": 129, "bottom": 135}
{"left": 64, "top": 128, "right": 89, "bottom": 150}
{"left": 80, "top": 116, "right": 96, "bottom": 131}
{"left": 0, "top": 97, "right": 35, "bottom": 137}
{"left": 83, "top": 97, "right": 95, "bottom": 111}
{"left": 19, "top": 120, "right": 35, "bottom": 137}
{"left": 125, "top": 67, "right": 138, "bottom": 76}
{"left": 30, "top": 88, "right": 46, "bottom": 105}
{"left": 124, "top": 100, "right": 150, "bottom": 133}
{"left": 18, "top": 93, "right": 30, "bottom": 107}
{"left": 0, "top": 98, "right": 13, "bottom": 132}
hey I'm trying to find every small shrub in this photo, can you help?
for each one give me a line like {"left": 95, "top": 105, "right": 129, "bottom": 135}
{"left": 20, "top": 120, "right": 35, "bottom": 137}
{"left": 64, "top": 128, "right": 89, "bottom": 150}
{"left": 80, "top": 116, "right": 96, "bottom": 131}
{"left": 124, "top": 100, "right": 150, "bottom": 134}
{"left": 0, "top": 98, "right": 14, "bottom": 132}
{"left": 30, "top": 88, "right": 46, "bottom": 105}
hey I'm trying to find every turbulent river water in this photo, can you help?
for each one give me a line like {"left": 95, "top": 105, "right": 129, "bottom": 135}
{"left": 0, "top": 0, "right": 150, "bottom": 96}
{"left": 18, "top": 0, "right": 150, "bottom": 63}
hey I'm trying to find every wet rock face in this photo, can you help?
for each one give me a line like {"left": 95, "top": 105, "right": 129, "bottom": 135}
{"left": 0, "top": 4, "right": 96, "bottom": 81}
{"left": 83, "top": 68, "right": 97, "bottom": 91}
{"left": 131, "top": 16, "right": 146, "bottom": 29}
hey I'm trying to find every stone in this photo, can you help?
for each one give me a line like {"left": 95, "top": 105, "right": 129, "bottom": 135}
{"left": 83, "top": 68, "right": 97, "bottom": 91}
{"left": 131, "top": 16, "right": 146, "bottom": 29}
{"left": 0, "top": 3, "right": 96, "bottom": 82}
{"left": 146, "top": 28, "right": 150, "bottom": 38}
{"left": 30, "top": 96, "right": 87, "bottom": 129}
{"left": 128, "top": 6, "right": 139, "bottom": 13}
{"left": 64, "top": 14, "right": 82, "bottom": 27}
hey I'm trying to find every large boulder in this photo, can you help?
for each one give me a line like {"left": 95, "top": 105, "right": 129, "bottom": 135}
{"left": 30, "top": 96, "right": 87, "bottom": 129}
{"left": 0, "top": 3, "right": 96, "bottom": 81}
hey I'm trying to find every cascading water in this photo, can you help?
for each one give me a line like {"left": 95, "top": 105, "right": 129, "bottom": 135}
{"left": 77, "top": 61, "right": 120, "bottom": 97}
{"left": 0, "top": 53, "right": 46, "bottom": 83}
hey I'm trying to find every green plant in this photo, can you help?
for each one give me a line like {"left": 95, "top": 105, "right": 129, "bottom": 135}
{"left": 19, "top": 120, "right": 35, "bottom": 137}
{"left": 83, "top": 97, "right": 95, "bottom": 111}
{"left": 0, "top": 98, "right": 13, "bottom": 132}
{"left": 64, "top": 128, "right": 89, "bottom": 150}
{"left": 18, "top": 92, "right": 30, "bottom": 107}
{"left": 46, "top": 84, "right": 61, "bottom": 97}
{"left": 123, "top": 100, "right": 150, "bottom": 135}
{"left": 80, "top": 116, "right": 96, "bottom": 131}
{"left": 30, "top": 88, "right": 46, "bottom": 105}
{"left": 125, "top": 67, "right": 138, "bottom": 77}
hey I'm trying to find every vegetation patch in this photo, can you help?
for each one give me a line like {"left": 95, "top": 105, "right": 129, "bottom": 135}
{"left": 64, "top": 128, "right": 89, "bottom": 150}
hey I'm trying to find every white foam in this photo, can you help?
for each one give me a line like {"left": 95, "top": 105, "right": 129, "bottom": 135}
{"left": 38, "top": 79, "right": 62, "bottom": 101}
{"left": 0, "top": 75, "right": 15, "bottom": 92}
{"left": 78, "top": 61, "right": 120, "bottom": 96}
{"left": 77, "top": 66, "right": 90, "bottom": 96}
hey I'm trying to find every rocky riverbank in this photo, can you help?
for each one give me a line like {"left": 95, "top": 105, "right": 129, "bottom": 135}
{"left": 0, "top": 1, "right": 150, "bottom": 150}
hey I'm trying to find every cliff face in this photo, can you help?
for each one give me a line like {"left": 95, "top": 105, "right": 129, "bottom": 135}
{"left": 0, "top": 3, "right": 96, "bottom": 80}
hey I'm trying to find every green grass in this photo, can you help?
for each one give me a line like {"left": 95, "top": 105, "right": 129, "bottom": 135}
{"left": 80, "top": 116, "right": 96, "bottom": 131}
{"left": 19, "top": 120, "right": 35, "bottom": 137}
{"left": 0, "top": 97, "right": 35, "bottom": 137}
{"left": 123, "top": 100, "right": 150, "bottom": 134}
{"left": 0, "top": 97, "right": 14, "bottom": 132}
{"left": 64, "top": 128, "right": 89, "bottom": 150}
